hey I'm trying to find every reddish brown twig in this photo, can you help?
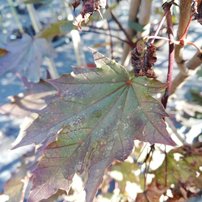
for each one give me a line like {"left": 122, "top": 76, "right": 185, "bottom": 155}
{"left": 107, "top": 20, "right": 114, "bottom": 59}
{"left": 110, "top": 11, "right": 135, "bottom": 48}
{"left": 161, "top": 1, "right": 175, "bottom": 108}
{"left": 81, "top": 29, "right": 130, "bottom": 44}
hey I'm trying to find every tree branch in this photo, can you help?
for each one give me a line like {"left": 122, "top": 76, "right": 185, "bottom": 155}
{"left": 121, "top": 0, "right": 141, "bottom": 65}
{"left": 161, "top": 1, "right": 175, "bottom": 108}
{"left": 172, "top": 0, "right": 202, "bottom": 94}
{"left": 81, "top": 29, "right": 130, "bottom": 44}
{"left": 170, "top": 50, "right": 202, "bottom": 94}
{"left": 110, "top": 11, "right": 134, "bottom": 47}
{"left": 121, "top": 0, "right": 152, "bottom": 66}
{"left": 174, "top": 0, "right": 192, "bottom": 74}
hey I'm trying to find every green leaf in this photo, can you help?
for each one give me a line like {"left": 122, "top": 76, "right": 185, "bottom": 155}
{"left": 16, "top": 51, "right": 174, "bottom": 202}
{"left": 38, "top": 20, "right": 75, "bottom": 40}
{"left": 190, "top": 89, "right": 202, "bottom": 105}
{"left": 23, "top": 0, "right": 53, "bottom": 4}
{"left": 136, "top": 144, "right": 202, "bottom": 202}
{"left": 128, "top": 21, "right": 145, "bottom": 33}
{"left": 154, "top": 144, "right": 202, "bottom": 186}
{"left": 110, "top": 161, "right": 143, "bottom": 193}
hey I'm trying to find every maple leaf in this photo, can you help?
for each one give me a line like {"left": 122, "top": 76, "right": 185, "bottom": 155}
{"left": 15, "top": 51, "right": 175, "bottom": 202}
{"left": 0, "top": 34, "right": 55, "bottom": 82}
{"left": 109, "top": 161, "right": 143, "bottom": 193}
{"left": 136, "top": 143, "right": 202, "bottom": 202}
{"left": 155, "top": 144, "right": 202, "bottom": 187}
{"left": 23, "top": 0, "right": 53, "bottom": 4}
{"left": 38, "top": 20, "right": 75, "bottom": 41}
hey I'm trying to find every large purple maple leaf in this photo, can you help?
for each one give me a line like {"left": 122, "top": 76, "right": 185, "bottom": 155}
{"left": 15, "top": 51, "right": 175, "bottom": 202}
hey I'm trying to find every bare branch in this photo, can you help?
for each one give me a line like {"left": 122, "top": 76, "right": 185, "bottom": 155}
{"left": 172, "top": 0, "right": 202, "bottom": 94}
{"left": 171, "top": 50, "right": 202, "bottom": 94}
{"left": 174, "top": 0, "right": 192, "bottom": 73}
{"left": 161, "top": 1, "right": 175, "bottom": 108}
{"left": 121, "top": 0, "right": 141, "bottom": 65}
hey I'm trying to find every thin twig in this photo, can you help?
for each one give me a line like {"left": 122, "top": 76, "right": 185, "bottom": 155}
{"left": 82, "top": 29, "right": 130, "bottom": 44}
{"left": 63, "top": 0, "right": 86, "bottom": 67}
{"left": 150, "top": 11, "right": 168, "bottom": 44}
{"left": 121, "top": 0, "right": 141, "bottom": 65}
{"left": 121, "top": 0, "right": 152, "bottom": 66}
{"left": 7, "top": 0, "right": 24, "bottom": 34}
{"left": 26, "top": 4, "right": 42, "bottom": 33}
{"left": 88, "top": 25, "right": 121, "bottom": 32}
{"left": 148, "top": 36, "right": 201, "bottom": 52}
{"left": 161, "top": 1, "right": 175, "bottom": 108}
{"left": 186, "top": 41, "right": 202, "bottom": 53}
{"left": 110, "top": 11, "right": 134, "bottom": 47}
{"left": 107, "top": 20, "right": 114, "bottom": 59}
{"left": 179, "top": 14, "right": 193, "bottom": 41}
{"left": 147, "top": 36, "right": 170, "bottom": 42}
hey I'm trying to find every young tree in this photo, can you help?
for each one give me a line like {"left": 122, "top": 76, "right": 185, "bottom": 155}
{"left": 0, "top": 0, "right": 201, "bottom": 201}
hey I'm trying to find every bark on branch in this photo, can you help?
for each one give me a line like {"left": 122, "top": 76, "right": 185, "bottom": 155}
{"left": 171, "top": 50, "right": 202, "bottom": 95}
{"left": 121, "top": 0, "right": 152, "bottom": 66}
{"left": 172, "top": 0, "right": 202, "bottom": 94}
